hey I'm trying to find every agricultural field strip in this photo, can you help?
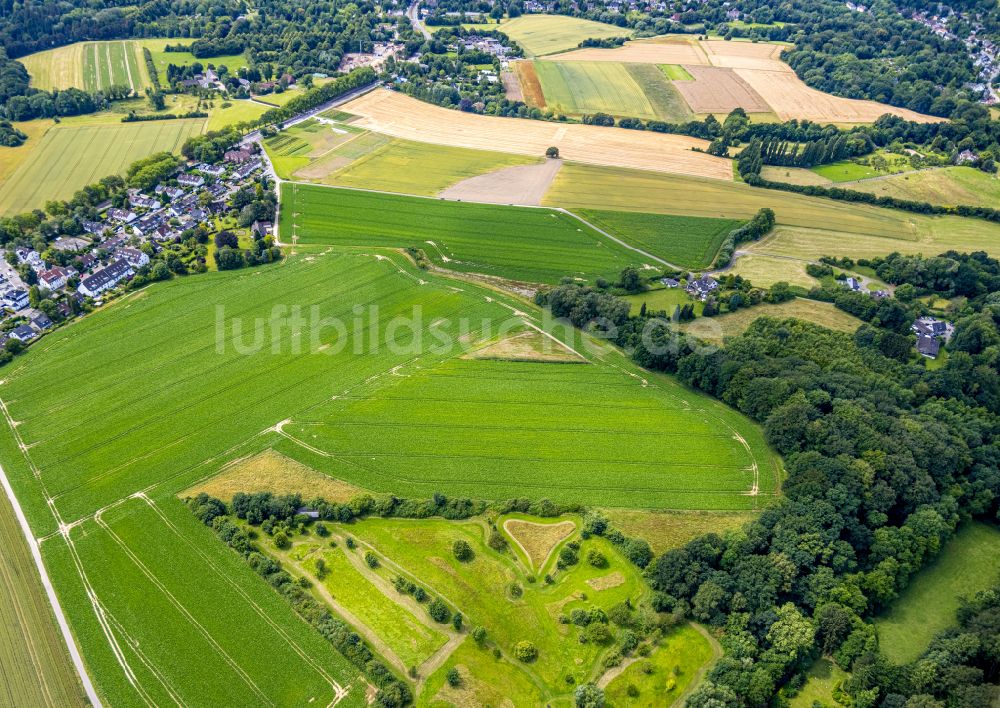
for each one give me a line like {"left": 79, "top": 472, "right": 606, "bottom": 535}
{"left": 18, "top": 256, "right": 517, "bottom": 516}
{"left": 137, "top": 493, "right": 350, "bottom": 697}
{"left": 23, "top": 280, "right": 474, "bottom": 501}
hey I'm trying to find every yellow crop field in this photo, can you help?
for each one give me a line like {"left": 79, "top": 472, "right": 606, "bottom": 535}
{"left": 551, "top": 36, "right": 940, "bottom": 124}
{"left": 339, "top": 89, "right": 733, "bottom": 180}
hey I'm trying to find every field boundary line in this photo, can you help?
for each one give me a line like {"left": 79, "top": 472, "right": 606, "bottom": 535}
{"left": 138, "top": 494, "right": 350, "bottom": 705}
{"left": 94, "top": 509, "right": 275, "bottom": 706}
{"left": 0, "top": 396, "right": 104, "bottom": 707}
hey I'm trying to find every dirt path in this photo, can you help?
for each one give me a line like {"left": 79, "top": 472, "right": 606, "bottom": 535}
{"left": 674, "top": 623, "right": 722, "bottom": 707}
{"left": 438, "top": 158, "right": 563, "bottom": 206}
{"left": 284, "top": 551, "right": 411, "bottom": 676}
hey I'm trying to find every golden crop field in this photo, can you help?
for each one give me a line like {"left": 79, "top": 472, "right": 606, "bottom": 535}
{"left": 339, "top": 89, "right": 733, "bottom": 180}
{"left": 549, "top": 36, "right": 940, "bottom": 124}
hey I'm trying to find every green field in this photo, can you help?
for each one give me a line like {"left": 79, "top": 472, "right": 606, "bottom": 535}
{"left": 677, "top": 298, "right": 863, "bottom": 343}
{"left": 811, "top": 151, "right": 912, "bottom": 182}
{"left": 141, "top": 38, "right": 248, "bottom": 84}
{"left": 660, "top": 64, "right": 694, "bottom": 81}
{"left": 494, "top": 14, "right": 632, "bottom": 56}
{"left": 0, "top": 491, "right": 85, "bottom": 707}
{"left": 624, "top": 287, "right": 703, "bottom": 317}
{"left": 874, "top": 522, "right": 1000, "bottom": 665}
{"left": 329, "top": 515, "right": 646, "bottom": 700}
{"left": 845, "top": 166, "right": 1000, "bottom": 208}
{"left": 20, "top": 41, "right": 151, "bottom": 92}
{"left": 282, "top": 183, "right": 659, "bottom": 283}
{"left": 0, "top": 239, "right": 776, "bottom": 703}
{"left": 0, "top": 120, "right": 206, "bottom": 215}
{"left": 267, "top": 123, "right": 540, "bottom": 194}
{"left": 576, "top": 209, "right": 741, "bottom": 268}
{"left": 534, "top": 61, "right": 666, "bottom": 119}
{"left": 206, "top": 100, "right": 271, "bottom": 131}
{"left": 543, "top": 163, "right": 1000, "bottom": 265}
{"left": 789, "top": 659, "right": 850, "bottom": 708}
{"left": 604, "top": 623, "right": 716, "bottom": 705}
{"left": 82, "top": 41, "right": 149, "bottom": 92}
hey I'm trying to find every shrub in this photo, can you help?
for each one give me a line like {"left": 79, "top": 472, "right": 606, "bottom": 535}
{"left": 507, "top": 582, "right": 523, "bottom": 599}
{"left": 586, "top": 549, "right": 608, "bottom": 568}
{"left": 446, "top": 667, "right": 461, "bottom": 687}
{"left": 364, "top": 551, "right": 379, "bottom": 568}
{"left": 314, "top": 522, "right": 329, "bottom": 537}
{"left": 574, "top": 683, "right": 605, "bottom": 708}
{"left": 428, "top": 599, "right": 451, "bottom": 623}
{"left": 487, "top": 529, "right": 508, "bottom": 552}
{"left": 558, "top": 545, "right": 579, "bottom": 568}
{"left": 345, "top": 536, "right": 356, "bottom": 549}
{"left": 472, "top": 626, "right": 487, "bottom": 645}
{"left": 586, "top": 623, "right": 613, "bottom": 645}
{"left": 627, "top": 684, "right": 639, "bottom": 698}
{"left": 273, "top": 531, "right": 290, "bottom": 549}
{"left": 413, "top": 586, "right": 427, "bottom": 602}
{"left": 513, "top": 640, "right": 538, "bottom": 662}
{"left": 453, "top": 539, "right": 474, "bottom": 562}
{"left": 452, "top": 612, "right": 463, "bottom": 631}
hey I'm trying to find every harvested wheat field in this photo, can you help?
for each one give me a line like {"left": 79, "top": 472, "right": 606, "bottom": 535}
{"left": 674, "top": 65, "right": 770, "bottom": 114}
{"left": 515, "top": 60, "right": 545, "bottom": 107}
{"left": 501, "top": 69, "right": 524, "bottom": 102}
{"left": 340, "top": 90, "right": 733, "bottom": 180}
{"left": 550, "top": 38, "right": 706, "bottom": 65}
{"left": 550, "top": 36, "right": 939, "bottom": 124}
{"left": 439, "top": 158, "right": 563, "bottom": 205}
{"left": 464, "top": 329, "right": 585, "bottom": 362}
{"left": 183, "top": 449, "right": 366, "bottom": 502}
{"left": 734, "top": 68, "right": 937, "bottom": 123}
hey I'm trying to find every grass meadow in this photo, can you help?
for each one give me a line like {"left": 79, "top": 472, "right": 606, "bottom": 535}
{"left": 1, "top": 244, "right": 774, "bottom": 703}
{"left": 340, "top": 516, "right": 647, "bottom": 700}
{"left": 533, "top": 60, "right": 692, "bottom": 122}
{"left": 0, "top": 119, "right": 206, "bottom": 215}
{"left": 281, "top": 183, "right": 655, "bottom": 283}
{"left": 874, "top": 522, "right": 1000, "bottom": 664}
{"left": 603, "top": 623, "right": 716, "bottom": 705}
{"left": 845, "top": 166, "right": 1000, "bottom": 208}
{"left": 492, "top": 15, "right": 631, "bottom": 56}
{"left": 141, "top": 38, "right": 247, "bottom": 84}
{"left": 678, "top": 298, "right": 863, "bottom": 344}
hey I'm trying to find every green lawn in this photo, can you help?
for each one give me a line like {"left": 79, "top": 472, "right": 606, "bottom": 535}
{"left": 575, "top": 209, "right": 741, "bottom": 269}
{"left": 846, "top": 166, "right": 1000, "bottom": 209}
{"left": 604, "top": 623, "right": 715, "bottom": 706}
{"left": 624, "top": 287, "right": 702, "bottom": 318}
{"left": 875, "top": 522, "right": 1000, "bottom": 664}
{"left": 343, "top": 516, "right": 645, "bottom": 699}
{"left": 660, "top": 64, "right": 694, "bottom": 81}
{"left": 281, "top": 183, "right": 657, "bottom": 284}
{"left": 789, "top": 658, "right": 849, "bottom": 708}
{"left": 141, "top": 38, "right": 247, "bottom": 84}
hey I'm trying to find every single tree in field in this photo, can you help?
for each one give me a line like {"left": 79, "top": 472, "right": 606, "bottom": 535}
{"left": 546, "top": 146, "right": 560, "bottom": 158}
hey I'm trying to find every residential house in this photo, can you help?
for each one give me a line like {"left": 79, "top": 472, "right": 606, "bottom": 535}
{"left": 660, "top": 277, "right": 680, "bottom": 288}
{"left": 78, "top": 260, "right": 134, "bottom": 297}
{"left": 916, "top": 335, "right": 941, "bottom": 359}
{"left": 10, "top": 324, "right": 35, "bottom": 342}
{"left": 39, "top": 267, "right": 69, "bottom": 291}
{"left": 224, "top": 148, "right": 255, "bottom": 164}
{"left": 114, "top": 247, "right": 151, "bottom": 269}
{"left": 178, "top": 174, "right": 205, "bottom": 188}
{"left": 107, "top": 208, "right": 138, "bottom": 224}
{"left": 31, "top": 313, "right": 53, "bottom": 331}
{"left": 686, "top": 275, "right": 718, "bottom": 300}
{"left": 2, "top": 289, "right": 28, "bottom": 311}
{"left": 252, "top": 221, "right": 273, "bottom": 239}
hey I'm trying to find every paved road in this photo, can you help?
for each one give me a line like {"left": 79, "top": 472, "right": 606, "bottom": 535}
{"left": 407, "top": 0, "right": 432, "bottom": 40}
{"left": 240, "top": 81, "right": 380, "bottom": 146}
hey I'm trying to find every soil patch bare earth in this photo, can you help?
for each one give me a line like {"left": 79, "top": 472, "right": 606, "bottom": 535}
{"left": 673, "top": 65, "right": 770, "bottom": 114}
{"left": 462, "top": 328, "right": 585, "bottom": 363}
{"left": 438, "top": 159, "right": 563, "bottom": 206}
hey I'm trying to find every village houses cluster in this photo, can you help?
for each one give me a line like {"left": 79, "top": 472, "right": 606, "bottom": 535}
{"left": 0, "top": 146, "right": 268, "bottom": 349}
